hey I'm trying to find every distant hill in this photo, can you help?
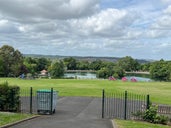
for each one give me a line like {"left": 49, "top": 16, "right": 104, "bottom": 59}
{"left": 23, "top": 54, "right": 152, "bottom": 63}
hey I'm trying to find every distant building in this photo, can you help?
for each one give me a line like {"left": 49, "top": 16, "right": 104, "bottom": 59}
{"left": 39, "top": 70, "right": 49, "bottom": 78}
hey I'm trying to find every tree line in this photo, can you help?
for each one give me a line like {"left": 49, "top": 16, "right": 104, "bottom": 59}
{"left": 0, "top": 45, "right": 171, "bottom": 81}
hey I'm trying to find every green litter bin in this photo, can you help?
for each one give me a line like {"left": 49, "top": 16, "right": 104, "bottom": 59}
{"left": 37, "top": 89, "right": 58, "bottom": 114}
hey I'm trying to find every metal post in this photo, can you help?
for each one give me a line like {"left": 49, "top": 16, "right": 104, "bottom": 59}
{"left": 50, "top": 88, "right": 53, "bottom": 115}
{"left": 124, "top": 91, "right": 127, "bottom": 120}
{"left": 102, "top": 89, "right": 105, "bottom": 118}
{"left": 146, "top": 94, "right": 150, "bottom": 109}
{"left": 30, "top": 87, "right": 33, "bottom": 114}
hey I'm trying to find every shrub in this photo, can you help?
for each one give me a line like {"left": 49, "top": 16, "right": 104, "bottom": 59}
{"left": 132, "top": 105, "right": 169, "bottom": 125}
{"left": 143, "top": 105, "right": 158, "bottom": 123}
{"left": 0, "top": 81, "right": 20, "bottom": 112}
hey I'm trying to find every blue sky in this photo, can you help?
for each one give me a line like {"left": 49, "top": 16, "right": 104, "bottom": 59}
{"left": 0, "top": 0, "right": 171, "bottom": 60}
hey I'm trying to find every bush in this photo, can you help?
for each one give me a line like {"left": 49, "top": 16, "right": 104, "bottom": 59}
{"left": 143, "top": 105, "right": 158, "bottom": 123}
{"left": 154, "top": 115, "right": 169, "bottom": 125}
{"left": 133, "top": 105, "right": 169, "bottom": 125}
{"left": 0, "top": 81, "right": 20, "bottom": 112}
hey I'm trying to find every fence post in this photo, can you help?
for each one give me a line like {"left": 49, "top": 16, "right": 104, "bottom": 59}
{"left": 146, "top": 94, "right": 150, "bottom": 109}
{"left": 30, "top": 87, "right": 33, "bottom": 114}
{"left": 124, "top": 91, "right": 127, "bottom": 120}
{"left": 102, "top": 89, "right": 105, "bottom": 118}
{"left": 50, "top": 88, "right": 53, "bottom": 115}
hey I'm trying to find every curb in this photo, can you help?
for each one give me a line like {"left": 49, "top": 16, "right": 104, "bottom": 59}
{"left": 111, "top": 119, "right": 118, "bottom": 128}
{"left": 0, "top": 115, "right": 41, "bottom": 128}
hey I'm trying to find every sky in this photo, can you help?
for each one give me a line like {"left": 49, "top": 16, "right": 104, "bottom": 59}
{"left": 0, "top": 0, "right": 171, "bottom": 60}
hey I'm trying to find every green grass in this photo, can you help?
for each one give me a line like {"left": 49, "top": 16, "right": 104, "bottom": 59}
{"left": 115, "top": 119, "right": 171, "bottom": 128}
{"left": 0, "top": 78, "right": 171, "bottom": 105}
{"left": 0, "top": 112, "right": 32, "bottom": 126}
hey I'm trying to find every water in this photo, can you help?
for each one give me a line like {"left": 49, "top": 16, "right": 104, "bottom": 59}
{"left": 64, "top": 72, "right": 152, "bottom": 81}
{"left": 64, "top": 72, "right": 96, "bottom": 79}
{"left": 125, "top": 76, "right": 152, "bottom": 82}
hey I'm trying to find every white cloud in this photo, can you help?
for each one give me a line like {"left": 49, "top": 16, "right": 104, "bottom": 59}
{"left": 0, "top": 19, "right": 20, "bottom": 33}
{"left": 0, "top": 0, "right": 99, "bottom": 21}
{"left": 70, "top": 8, "right": 137, "bottom": 37}
{"left": 163, "top": 5, "right": 171, "bottom": 14}
{"left": 0, "top": 0, "right": 171, "bottom": 60}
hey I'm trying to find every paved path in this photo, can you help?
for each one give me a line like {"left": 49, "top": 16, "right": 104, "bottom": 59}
{"left": 9, "top": 97, "right": 113, "bottom": 128}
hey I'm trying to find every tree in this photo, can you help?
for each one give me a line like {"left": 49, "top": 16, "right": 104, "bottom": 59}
{"left": 77, "top": 60, "right": 90, "bottom": 70}
{"left": 150, "top": 60, "right": 171, "bottom": 81}
{"left": 113, "top": 66, "right": 125, "bottom": 79}
{"left": 0, "top": 57, "right": 5, "bottom": 76}
{"left": 96, "top": 68, "right": 111, "bottom": 79}
{"left": 23, "top": 57, "right": 37, "bottom": 75}
{"left": 0, "top": 45, "right": 23, "bottom": 77}
{"left": 36, "top": 58, "right": 51, "bottom": 71}
{"left": 140, "top": 63, "right": 151, "bottom": 72}
{"left": 89, "top": 60, "right": 104, "bottom": 70}
{"left": 63, "top": 57, "right": 77, "bottom": 70}
{"left": 49, "top": 61, "right": 64, "bottom": 78}
{"left": 117, "top": 56, "right": 140, "bottom": 71}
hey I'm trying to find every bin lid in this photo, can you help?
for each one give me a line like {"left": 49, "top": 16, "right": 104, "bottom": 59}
{"left": 37, "top": 89, "right": 56, "bottom": 93}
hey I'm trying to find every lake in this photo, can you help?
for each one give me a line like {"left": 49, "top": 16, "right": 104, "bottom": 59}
{"left": 64, "top": 72, "right": 97, "bottom": 79}
{"left": 64, "top": 72, "right": 152, "bottom": 81}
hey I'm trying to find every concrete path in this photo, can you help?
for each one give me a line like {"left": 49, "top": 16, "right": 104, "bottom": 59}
{"left": 9, "top": 97, "right": 113, "bottom": 128}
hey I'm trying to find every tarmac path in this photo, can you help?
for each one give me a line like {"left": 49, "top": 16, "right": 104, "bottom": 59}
{"left": 9, "top": 97, "right": 113, "bottom": 128}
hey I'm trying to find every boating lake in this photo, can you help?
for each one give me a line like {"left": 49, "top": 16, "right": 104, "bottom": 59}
{"left": 64, "top": 72, "right": 152, "bottom": 81}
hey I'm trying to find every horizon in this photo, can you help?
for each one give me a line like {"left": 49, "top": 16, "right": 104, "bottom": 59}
{"left": 0, "top": 0, "right": 171, "bottom": 60}
{"left": 23, "top": 53, "right": 156, "bottom": 61}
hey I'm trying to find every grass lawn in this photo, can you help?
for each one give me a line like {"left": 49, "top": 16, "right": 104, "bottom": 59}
{"left": 0, "top": 112, "right": 32, "bottom": 126}
{"left": 115, "top": 119, "right": 171, "bottom": 128}
{"left": 0, "top": 78, "right": 171, "bottom": 105}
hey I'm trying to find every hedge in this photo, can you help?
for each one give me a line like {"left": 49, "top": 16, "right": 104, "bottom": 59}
{"left": 0, "top": 81, "right": 20, "bottom": 112}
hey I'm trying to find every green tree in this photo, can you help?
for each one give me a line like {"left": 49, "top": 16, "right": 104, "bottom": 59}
{"left": 150, "top": 60, "right": 171, "bottom": 81}
{"left": 89, "top": 60, "right": 104, "bottom": 70}
{"left": 113, "top": 66, "right": 125, "bottom": 79}
{"left": 36, "top": 58, "right": 51, "bottom": 71}
{"left": 117, "top": 56, "right": 140, "bottom": 71}
{"left": 140, "top": 63, "right": 151, "bottom": 72}
{"left": 49, "top": 61, "right": 64, "bottom": 78}
{"left": 63, "top": 57, "right": 77, "bottom": 70}
{"left": 0, "top": 45, "right": 23, "bottom": 77}
{"left": 96, "top": 68, "right": 111, "bottom": 79}
{"left": 23, "top": 57, "right": 37, "bottom": 75}
{"left": 0, "top": 57, "right": 5, "bottom": 76}
{"left": 77, "top": 60, "right": 90, "bottom": 70}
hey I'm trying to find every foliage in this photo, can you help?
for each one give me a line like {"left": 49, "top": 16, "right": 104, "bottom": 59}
{"left": 150, "top": 60, "right": 171, "bottom": 81}
{"left": 140, "top": 63, "right": 151, "bottom": 72}
{"left": 133, "top": 105, "right": 169, "bottom": 125}
{"left": 49, "top": 61, "right": 65, "bottom": 78}
{"left": 0, "top": 81, "right": 20, "bottom": 112}
{"left": 63, "top": 57, "right": 77, "bottom": 70}
{"left": 117, "top": 56, "right": 140, "bottom": 72}
{"left": 0, "top": 45, "right": 24, "bottom": 77}
{"left": 77, "top": 60, "right": 90, "bottom": 70}
{"left": 96, "top": 65, "right": 125, "bottom": 79}
{"left": 143, "top": 105, "right": 158, "bottom": 123}
{"left": 23, "top": 57, "right": 51, "bottom": 76}
{"left": 89, "top": 60, "right": 104, "bottom": 70}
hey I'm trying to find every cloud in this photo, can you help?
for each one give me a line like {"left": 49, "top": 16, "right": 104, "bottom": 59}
{"left": 0, "top": 20, "right": 20, "bottom": 33}
{"left": 0, "top": 0, "right": 99, "bottom": 21}
{"left": 0, "top": 0, "right": 171, "bottom": 60}
{"left": 70, "top": 8, "right": 137, "bottom": 37}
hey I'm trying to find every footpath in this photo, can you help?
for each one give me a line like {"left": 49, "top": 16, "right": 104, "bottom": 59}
{"left": 8, "top": 97, "right": 114, "bottom": 128}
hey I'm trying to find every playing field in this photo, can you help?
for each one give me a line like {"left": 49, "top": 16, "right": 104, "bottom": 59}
{"left": 0, "top": 78, "right": 171, "bottom": 105}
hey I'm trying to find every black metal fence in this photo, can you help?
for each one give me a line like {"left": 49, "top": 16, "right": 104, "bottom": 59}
{"left": 19, "top": 87, "right": 57, "bottom": 114}
{"left": 102, "top": 90, "right": 149, "bottom": 120}
{"left": 102, "top": 90, "right": 171, "bottom": 120}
